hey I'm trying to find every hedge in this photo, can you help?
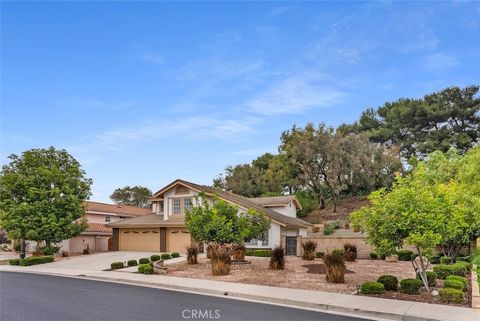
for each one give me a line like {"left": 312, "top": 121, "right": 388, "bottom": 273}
{"left": 161, "top": 253, "right": 172, "bottom": 260}
{"left": 377, "top": 275, "right": 398, "bottom": 291}
{"left": 139, "top": 257, "right": 150, "bottom": 264}
{"left": 360, "top": 282, "right": 385, "bottom": 294}
{"left": 439, "top": 288, "right": 464, "bottom": 304}
{"left": 444, "top": 279, "right": 466, "bottom": 291}
{"left": 143, "top": 266, "right": 154, "bottom": 275}
{"left": 127, "top": 260, "right": 138, "bottom": 267}
{"left": 171, "top": 252, "right": 180, "bottom": 258}
{"left": 254, "top": 250, "right": 271, "bottom": 257}
{"left": 111, "top": 262, "right": 124, "bottom": 269}
{"left": 446, "top": 275, "right": 467, "bottom": 287}
{"left": 16, "top": 256, "right": 54, "bottom": 266}
{"left": 138, "top": 263, "right": 150, "bottom": 273}
{"left": 396, "top": 250, "right": 413, "bottom": 261}
{"left": 400, "top": 278, "right": 423, "bottom": 294}
{"left": 150, "top": 255, "right": 160, "bottom": 262}
{"left": 245, "top": 249, "right": 254, "bottom": 256}
{"left": 416, "top": 271, "right": 437, "bottom": 287}
{"left": 9, "top": 259, "right": 20, "bottom": 265}
{"left": 455, "top": 261, "right": 472, "bottom": 270}
{"left": 369, "top": 252, "right": 378, "bottom": 260}
{"left": 433, "top": 263, "right": 467, "bottom": 279}
{"left": 440, "top": 256, "right": 452, "bottom": 264}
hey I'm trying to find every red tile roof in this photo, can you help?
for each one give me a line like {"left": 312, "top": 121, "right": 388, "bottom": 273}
{"left": 83, "top": 222, "right": 112, "bottom": 235}
{"left": 85, "top": 201, "right": 152, "bottom": 217}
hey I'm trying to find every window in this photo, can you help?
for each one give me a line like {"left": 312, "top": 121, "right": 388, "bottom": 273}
{"left": 261, "top": 231, "right": 269, "bottom": 246}
{"left": 105, "top": 216, "right": 111, "bottom": 223}
{"left": 184, "top": 197, "right": 193, "bottom": 212}
{"left": 245, "top": 231, "right": 269, "bottom": 247}
{"left": 172, "top": 198, "right": 181, "bottom": 214}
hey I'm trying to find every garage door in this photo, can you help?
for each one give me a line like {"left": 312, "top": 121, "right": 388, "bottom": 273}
{"left": 167, "top": 228, "right": 191, "bottom": 253}
{"left": 119, "top": 228, "right": 160, "bottom": 252}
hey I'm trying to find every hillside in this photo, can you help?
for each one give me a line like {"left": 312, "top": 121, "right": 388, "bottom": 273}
{"left": 302, "top": 196, "right": 369, "bottom": 224}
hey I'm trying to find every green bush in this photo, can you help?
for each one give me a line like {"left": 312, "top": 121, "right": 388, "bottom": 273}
{"left": 396, "top": 250, "right": 413, "bottom": 261}
{"left": 111, "top": 262, "right": 124, "bottom": 269}
{"left": 171, "top": 252, "right": 180, "bottom": 258}
{"left": 127, "top": 260, "right": 138, "bottom": 267}
{"left": 138, "top": 263, "right": 150, "bottom": 273}
{"left": 433, "top": 263, "right": 467, "bottom": 279}
{"left": 139, "top": 258, "right": 149, "bottom": 264}
{"left": 439, "top": 288, "right": 464, "bottom": 304}
{"left": 143, "top": 265, "right": 154, "bottom": 275}
{"left": 440, "top": 256, "right": 452, "bottom": 264}
{"left": 430, "top": 255, "right": 441, "bottom": 264}
{"left": 9, "top": 259, "right": 20, "bottom": 265}
{"left": 446, "top": 275, "right": 467, "bottom": 287}
{"left": 254, "top": 250, "right": 271, "bottom": 257}
{"left": 400, "top": 278, "right": 423, "bottom": 294}
{"left": 360, "top": 282, "right": 385, "bottom": 294}
{"left": 316, "top": 252, "right": 325, "bottom": 258}
{"left": 377, "top": 275, "right": 398, "bottom": 291}
{"left": 17, "top": 256, "right": 54, "bottom": 266}
{"left": 39, "top": 245, "right": 60, "bottom": 256}
{"left": 369, "top": 252, "right": 378, "bottom": 260}
{"left": 456, "top": 256, "right": 470, "bottom": 263}
{"left": 150, "top": 255, "right": 160, "bottom": 262}
{"left": 323, "top": 225, "right": 335, "bottom": 235}
{"left": 444, "top": 279, "right": 465, "bottom": 291}
{"left": 161, "top": 253, "right": 172, "bottom": 260}
{"left": 416, "top": 271, "right": 437, "bottom": 287}
{"left": 245, "top": 249, "right": 254, "bottom": 256}
{"left": 455, "top": 261, "right": 471, "bottom": 270}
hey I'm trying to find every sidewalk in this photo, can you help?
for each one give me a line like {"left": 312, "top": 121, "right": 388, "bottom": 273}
{"left": 1, "top": 264, "right": 478, "bottom": 321}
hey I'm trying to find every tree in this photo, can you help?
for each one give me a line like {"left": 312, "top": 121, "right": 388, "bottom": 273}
{"left": 110, "top": 186, "right": 152, "bottom": 208}
{"left": 0, "top": 147, "right": 92, "bottom": 253}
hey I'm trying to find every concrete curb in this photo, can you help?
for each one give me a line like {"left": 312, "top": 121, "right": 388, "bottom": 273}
{"left": 1, "top": 267, "right": 478, "bottom": 321}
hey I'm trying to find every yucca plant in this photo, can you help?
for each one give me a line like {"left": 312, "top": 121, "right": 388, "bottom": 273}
{"left": 186, "top": 243, "right": 199, "bottom": 265}
{"left": 210, "top": 244, "right": 231, "bottom": 276}
{"left": 269, "top": 246, "right": 285, "bottom": 270}
{"left": 206, "top": 243, "right": 214, "bottom": 259}
{"left": 324, "top": 250, "right": 346, "bottom": 283}
{"left": 232, "top": 243, "right": 246, "bottom": 260}
{"left": 302, "top": 240, "right": 317, "bottom": 260}
{"left": 343, "top": 243, "right": 357, "bottom": 262}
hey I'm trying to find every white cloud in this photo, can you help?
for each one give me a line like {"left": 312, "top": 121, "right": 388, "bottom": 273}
{"left": 422, "top": 52, "right": 459, "bottom": 72}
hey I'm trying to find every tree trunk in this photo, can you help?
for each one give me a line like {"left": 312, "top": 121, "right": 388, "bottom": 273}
{"left": 414, "top": 247, "right": 430, "bottom": 292}
{"left": 332, "top": 193, "right": 337, "bottom": 213}
{"left": 210, "top": 244, "right": 231, "bottom": 276}
{"left": 45, "top": 240, "right": 51, "bottom": 247}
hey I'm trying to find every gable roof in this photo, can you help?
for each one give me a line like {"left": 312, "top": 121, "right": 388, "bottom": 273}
{"left": 249, "top": 195, "right": 302, "bottom": 210}
{"left": 85, "top": 201, "right": 151, "bottom": 217}
{"left": 152, "top": 179, "right": 311, "bottom": 228}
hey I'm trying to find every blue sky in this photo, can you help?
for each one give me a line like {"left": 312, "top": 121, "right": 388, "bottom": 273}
{"left": 1, "top": 1, "right": 479, "bottom": 202}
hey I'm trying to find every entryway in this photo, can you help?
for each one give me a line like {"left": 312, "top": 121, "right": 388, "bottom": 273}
{"left": 286, "top": 236, "right": 297, "bottom": 256}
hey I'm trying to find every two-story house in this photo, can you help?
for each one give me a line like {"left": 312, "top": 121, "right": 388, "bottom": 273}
{"left": 107, "top": 179, "right": 311, "bottom": 255}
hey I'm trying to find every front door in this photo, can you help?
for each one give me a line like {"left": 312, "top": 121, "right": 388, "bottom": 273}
{"left": 286, "top": 236, "right": 297, "bottom": 256}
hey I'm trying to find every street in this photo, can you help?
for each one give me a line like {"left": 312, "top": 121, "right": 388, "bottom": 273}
{"left": 0, "top": 272, "right": 371, "bottom": 321}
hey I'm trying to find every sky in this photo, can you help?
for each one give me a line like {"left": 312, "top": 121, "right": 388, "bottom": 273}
{"left": 1, "top": 1, "right": 479, "bottom": 202}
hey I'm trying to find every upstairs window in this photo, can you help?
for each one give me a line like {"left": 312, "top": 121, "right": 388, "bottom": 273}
{"left": 105, "top": 216, "right": 111, "bottom": 223}
{"left": 184, "top": 197, "right": 193, "bottom": 212}
{"left": 172, "top": 198, "right": 181, "bottom": 214}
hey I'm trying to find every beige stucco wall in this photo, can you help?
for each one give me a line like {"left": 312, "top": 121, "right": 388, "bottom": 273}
{"left": 268, "top": 203, "right": 297, "bottom": 218}
{"left": 68, "top": 235, "right": 97, "bottom": 253}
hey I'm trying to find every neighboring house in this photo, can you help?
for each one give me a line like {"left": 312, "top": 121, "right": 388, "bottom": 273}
{"left": 107, "top": 179, "right": 311, "bottom": 255}
{"left": 59, "top": 201, "right": 151, "bottom": 254}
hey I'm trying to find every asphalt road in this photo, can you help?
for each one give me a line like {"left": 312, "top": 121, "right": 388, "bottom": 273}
{"left": 0, "top": 272, "right": 371, "bottom": 321}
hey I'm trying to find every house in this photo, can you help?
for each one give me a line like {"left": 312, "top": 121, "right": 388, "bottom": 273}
{"left": 107, "top": 179, "right": 312, "bottom": 255}
{"left": 59, "top": 201, "right": 151, "bottom": 254}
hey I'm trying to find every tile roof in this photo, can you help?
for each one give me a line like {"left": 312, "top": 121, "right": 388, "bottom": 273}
{"left": 106, "top": 214, "right": 185, "bottom": 228}
{"left": 83, "top": 222, "right": 113, "bottom": 235}
{"left": 85, "top": 201, "right": 151, "bottom": 217}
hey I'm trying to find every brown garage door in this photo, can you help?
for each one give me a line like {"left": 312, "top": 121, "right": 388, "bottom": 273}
{"left": 167, "top": 228, "right": 191, "bottom": 253}
{"left": 119, "top": 228, "right": 160, "bottom": 252}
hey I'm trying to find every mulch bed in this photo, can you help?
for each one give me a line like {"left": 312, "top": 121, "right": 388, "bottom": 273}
{"left": 302, "top": 263, "right": 354, "bottom": 274}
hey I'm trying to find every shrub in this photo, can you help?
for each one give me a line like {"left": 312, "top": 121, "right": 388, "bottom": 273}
{"left": 400, "top": 278, "right": 423, "bottom": 294}
{"left": 324, "top": 251, "right": 346, "bottom": 283}
{"left": 269, "top": 246, "right": 285, "bottom": 270}
{"left": 232, "top": 244, "right": 246, "bottom": 260}
{"left": 127, "top": 260, "right": 138, "bottom": 267}
{"left": 138, "top": 263, "right": 150, "bottom": 273}
{"left": 161, "top": 253, "right": 172, "bottom": 260}
{"left": 150, "top": 255, "right": 160, "bottom": 262}
{"left": 111, "top": 262, "right": 124, "bottom": 269}
{"left": 439, "top": 288, "right": 464, "bottom": 304}
{"left": 440, "top": 256, "right": 452, "bottom": 264}
{"left": 446, "top": 275, "right": 467, "bottom": 287}
{"left": 430, "top": 255, "right": 441, "bottom": 264}
{"left": 302, "top": 241, "right": 316, "bottom": 260}
{"left": 316, "top": 252, "right": 325, "bottom": 259}
{"left": 416, "top": 271, "right": 437, "bottom": 287}
{"left": 39, "top": 245, "right": 60, "bottom": 256}
{"left": 361, "top": 282, "right": 385, "bottom": 294}
{"left": 377, "top": 275, "right": 398, "bottom": 291}
{"left": 433, "top": 263, "right": 467, "bottom": 279}
{"left": 186, "top": 243, "right": 199, "bottom": 265}
{"left": 369, "top": 252, "right": 378, "bottom": 260}
{"left": 9, "top": 259, "right": 20, "bottom": 265}
{"left": 206, "top": 244, "right": 214, "bottom": 259}
{"left": 323, "top": 225, "right": 335, "bottom": 235}
{"left": 456, "top": 256, "right": 470, "bottom": 263}
{"left": 444, "top": 279, "right": 465, "bottom": 291}
{"left": 245, "top": 249, "right": 254, "bottom": 256}
{"left": 455, "top": 261, "right": 471, "bottom": 270}
{"left": 254, "top": 250, "right": 270, "bottom": 257}
{"left": 343, "top": 244, "right": 357, "bottom": 262}
{"left": 17, "top": 256, "right": 54, "bottom": 266}
{"left": 61, "top": 250, "right": 69, "bottom": 257}
{"left": 331, "top": 220, "right": 341, "bottom": 229}
{"left": 396, "top": 250, "right": 413, "bottom": 261}
{"left": 139, "top": 257, "right": 149, "bottom": 264}
{"left": 143, "top": 265, "right": 154, "bottom": 275}
{"left": 171, "top": 252, "right": 180, "bottom": 258}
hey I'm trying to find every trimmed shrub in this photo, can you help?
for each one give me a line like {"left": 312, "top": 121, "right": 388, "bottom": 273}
{"left": 400, "top": 278, "right": 423, "bottom": 294}
{"left": 324, "top": 251, "right": 346, "bottom": 283}
{"left": 430, "top": 255, "right": 441, "bottom": 264}
{"left": 171, "top": 252, "right": 180, "bottom": 258}
{"left": 433, "top": 263, "right": 467, "bottom": 279}
{"left": 245, "top": 249, "right": 254, "bottom": 256}
{"left": 396, "top": 250, "right": 413, "bottom": 261}
{"left": 316, "top": 252, "right": 325, "bottom": 259}
{"left": 455, "top": 261, "right": 471, "bottom": 270}
{"left": 186, "top": 243, "right": 199, "bottom": 265}
{"left": 302, "top": 241, "right": 317, "bottom": 260}
{"left": 111, "top": 262, "right": 124, "bottom": 269}
{"left": 138, "top": 263, "right": 150, "bottom": 273}
{"left": 232, "top": 244, "right": 246, "bottom": 260}
{"left": 440, "top": 256, "right": 452, "bottom": 264}
{"left": 323, "top": 224, "right": 335, "bottom": 235}
{"left": 139, "top": 257, "right": 149, "bottom": 264}
{"left": 369, "top": 252, "right": 378, "bottom": 260}
{"left": 456, "top": 256, "right": 470, "bottom": 263}
{"left": 360, "top": 282, "right": 385, "bottom": 294}
{"left": 161, "top": 253, "right": 172, "bottom": 260}
{"left": 9, "top": 259, "right": 20, "bottom": 265}
{"left": 439, "top": 288, "right": 464, "bottom": 304}
{"left": 377, "top": 275, "right": 398, "bottom": 291}
{"left": 127, "top": 260, "right": 138, "bottom": 267}
{"left": 416, "top": 271, "right": 437, "bottom": 287}
{"left": 39, "top": 245, "right": 60, "bottom": 256}
{"left": 150, "top": 255, "right": 160, "bottom": 262}
{"left": 446, "top": 275, "right": 467, "bottom": 287}
{"left": 254, "top": 250, "right": 271, "bottom": 257}
{"left": 444, "top": 279, "right": 465, "bottom": 291}
{"left": 343, "top": 244, "right": 357, "bottom": 262}
{"left": 269, "top": 246, "right": 285, "bottom": 270}
{"left": 18, "top": 256, "right": 54, "bottom": 266}
{"left": 143, "top": 265, "right": 154, "bottom": 275}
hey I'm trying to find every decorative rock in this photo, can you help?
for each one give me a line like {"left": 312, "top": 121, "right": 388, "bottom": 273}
{"left": 431, "top": 290, "right": 439, "bottom": 296}
{"left": 385, "top": 254, "right": 398, "bottom": 262}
